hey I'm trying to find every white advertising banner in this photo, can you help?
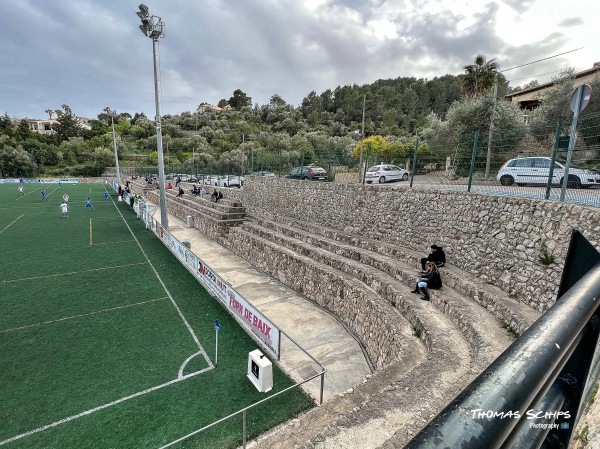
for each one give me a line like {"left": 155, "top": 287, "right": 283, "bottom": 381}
{"left": 153, "top": 222, "right": 280, "bottom": 358}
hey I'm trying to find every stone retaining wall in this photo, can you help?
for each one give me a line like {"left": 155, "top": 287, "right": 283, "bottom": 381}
{"left": 228, "top": 230, "right": 417, "bottom": 369}
{"left": 241, "top": 178, "right": 600, "bottom": 312}
{"left": 134, "top": 183, "right": 243, "bottom": 239}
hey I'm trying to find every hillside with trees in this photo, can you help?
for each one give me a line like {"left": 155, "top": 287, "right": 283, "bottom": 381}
{"left": 1, "top": 56, "right": 599, "bottom": 179}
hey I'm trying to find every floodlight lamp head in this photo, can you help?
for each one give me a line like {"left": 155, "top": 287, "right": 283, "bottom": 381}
{"left": 139, "top": 24, "right": 149, "bottom": 36}
{"left": 138, "top": 4, "right": 149, "bottom": 17}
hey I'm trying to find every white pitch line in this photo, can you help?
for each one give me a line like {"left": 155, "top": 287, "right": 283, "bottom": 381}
{"left": 0, "top": 261, "right": 149, "bottom": 284}
{"left": 0, "top": 214, "right": 24, "bottom": 235}
{"left": 0, "top": 367, "right": 213, "bottom": 447}
{"left": 16, "top": 185, "right": 44, "bottom": 200}
{"left": 111, "top": 200, "right": 213, "bottom": 366}
{"left": 91, "top": 240, "right": 137, "bottom": 246}
{"left": 1, "top": 296, "right": 169, "bottom": 334}
{"left": 178, "top": 351, "right": 204, "bottom": 379}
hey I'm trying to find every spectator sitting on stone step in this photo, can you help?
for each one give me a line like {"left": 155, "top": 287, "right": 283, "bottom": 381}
{"left": 411, "top": 262, "right": 442, "bottom": 301}
{"left": 420, "top": 244, "right": 446, "bottom": 271}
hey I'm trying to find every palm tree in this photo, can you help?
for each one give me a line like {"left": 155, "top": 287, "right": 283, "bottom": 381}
{"left": 44, "top": 109, "right": 54, "bottom": 119}
{"left": 461, "top": 55, "right": 500, "bottom": 97}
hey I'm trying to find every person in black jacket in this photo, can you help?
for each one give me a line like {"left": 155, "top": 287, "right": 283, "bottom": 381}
{"left": 411, "top": 262, "right": 442, "bottom": 300}
{"left": 420, "top": 244, "right": 446, "bottom": 270}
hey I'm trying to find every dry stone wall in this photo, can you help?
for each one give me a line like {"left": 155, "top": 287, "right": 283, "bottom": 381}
{"left": 229, "top": 231, "right": 414, "bottom": 369}
{"left": 241, "top": 177, "right": 600, "bottom": 312}
{"left": 133, "top": 183, "right": 244, "bottom": 239}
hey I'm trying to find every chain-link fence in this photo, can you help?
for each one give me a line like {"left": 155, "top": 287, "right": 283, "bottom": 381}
{"left": 113, "top": 111, "right": 600, "bottom": 208}
{"left": 402, "top": 111, "right": 600, "bottom": 208}
{"left": 114, "top": 143, "right": 356, "bottom": 182}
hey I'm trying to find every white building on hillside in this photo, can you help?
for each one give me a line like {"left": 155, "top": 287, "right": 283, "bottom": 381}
{"left": 25, "top": 110, "right": 91, "bottom": 135}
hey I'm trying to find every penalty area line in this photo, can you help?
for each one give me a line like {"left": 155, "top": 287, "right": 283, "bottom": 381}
{"left": 16, "top": 185, "right": 45, "bottom": 200}
{"left": 92, "top": 240, "right": 137, "bottom": 246}
{"left": 0, "top": 366, "right": 214, "bottom": 447}
{"left": 0, "top": 214, "right": 24, "bottom": 235}
{"left": 0, "top": 296, "right": 169, "bottom": 333}
{"left": 0, "top": 261, "right": 149, "bottom": 284}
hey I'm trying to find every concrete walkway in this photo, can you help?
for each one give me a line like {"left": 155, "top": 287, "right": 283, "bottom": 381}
{"left": 148, "top": 206, "right": 372, "bottom": 402}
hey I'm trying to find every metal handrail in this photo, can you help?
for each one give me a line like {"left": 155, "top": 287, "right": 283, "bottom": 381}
{"left": 404, "top": 262, "right": 600, "bottom": 448}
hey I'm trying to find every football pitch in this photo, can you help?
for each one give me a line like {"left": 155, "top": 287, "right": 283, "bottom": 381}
{"left": 0, "top": 181, "right": 311, "bottom": 448}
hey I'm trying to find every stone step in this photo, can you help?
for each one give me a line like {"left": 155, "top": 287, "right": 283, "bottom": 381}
{"left": 167, "top": 193, "right": 246, "bottom": 215}
{"left": 172, "top": 199, "right": 246, "bottom": 221}
{"left": 131, "top": 179, "right": 245, "bottom": 212}
{"left": 240, "top": 221, "right": 514, "bottom": 368}
{"left": 251, "top": 214, "right": 541, "bottom": 336}
{"left": 225, "top": 227, "right": 432, "bottom": 371}
{"left": 226, "top": 226, "right": 481, "bottom": 448}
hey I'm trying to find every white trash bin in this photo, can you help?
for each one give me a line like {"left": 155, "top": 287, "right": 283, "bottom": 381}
{"left": 186, "top": 215, "right": 193, "bottom": 228}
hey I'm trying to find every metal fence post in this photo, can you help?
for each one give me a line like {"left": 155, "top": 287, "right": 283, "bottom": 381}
{"left": 362, "top": 144, "right": 370, "bottom": 185}
{"left": 410, "top": 138, "right": 419, "bottom": 188}
{"left": 242, "top": 409, "right": 247, "bottom": 449}
{"left": 545, "top": 118, "right": 563, "bottom": 200}
{"left": 320, "top": 371, "right": 325, "bottom": 405}
{"left": 467, "top": 131, "right": 479, "bottom": 192}
{"left": 328, "top": 145, "right": 332, "bottom": 181}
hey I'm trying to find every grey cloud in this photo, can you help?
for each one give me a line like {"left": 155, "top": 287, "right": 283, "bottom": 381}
{"left": 0, "top": 0, "right": 591, "bottom": 120}
{"left": 558, "top": 17, "right": 584, "bottom": 27}
{"left": 500, "top": 32, "right": 571, "bottom": 85}
{"left": 502, "top": 0, "right": 535, "bottom": 13}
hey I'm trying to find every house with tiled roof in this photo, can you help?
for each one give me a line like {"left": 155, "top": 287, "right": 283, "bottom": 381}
{"left": 506, "top": 63, "right": 600, "bottom": 111}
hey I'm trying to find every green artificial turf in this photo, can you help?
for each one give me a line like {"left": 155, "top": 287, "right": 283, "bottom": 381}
{"left": 0, "top": 181, "right": 312, "bottom": 448}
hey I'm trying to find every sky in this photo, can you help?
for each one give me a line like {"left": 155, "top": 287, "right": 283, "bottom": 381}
{"left": 0, "top": 0, "right": 597, "bottom": 120}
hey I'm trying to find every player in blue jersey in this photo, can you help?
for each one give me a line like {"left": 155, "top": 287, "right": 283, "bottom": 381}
{"left": 85, "top": 198, "right": 94, "bottom": 210}
{"left": 40, "top": 190, "right": 48, "bottom": 201}
{"left": 104, "top": 191, "right": 110, "bottom": 201}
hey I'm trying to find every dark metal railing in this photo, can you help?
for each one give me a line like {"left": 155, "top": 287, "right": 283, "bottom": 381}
{"left": 405, "top": 230, "right": 600, "bottom": 449}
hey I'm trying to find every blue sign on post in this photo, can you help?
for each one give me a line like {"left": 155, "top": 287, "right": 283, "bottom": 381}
{"left": 214, "top": 319, "right": 221, "bottom": 332}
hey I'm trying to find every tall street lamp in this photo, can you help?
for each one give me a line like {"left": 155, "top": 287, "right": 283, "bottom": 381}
{"left": 104, "top": 107, "right": 121, "bottom": 188}
{"left": 136, "top": 3, "right": 168, "bottom": 229}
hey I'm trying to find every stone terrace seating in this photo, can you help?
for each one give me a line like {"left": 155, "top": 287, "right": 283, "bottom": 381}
{"left": 249, "top": 215, "right": 540, "bottom": 337}
{"left": 221, "top": 214, "right": 541, "bottom": 448}
{"left": 129, "top": 179, "right": 246, "bottom": 238}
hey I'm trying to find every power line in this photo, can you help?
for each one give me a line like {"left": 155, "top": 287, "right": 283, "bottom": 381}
{"left": 500, "top": 47, "right": 584, "bottom": 72}
{"left": 508, "top": 69, "right": 565, "bottom": 83}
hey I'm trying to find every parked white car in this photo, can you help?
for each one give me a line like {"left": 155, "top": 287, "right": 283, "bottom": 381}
{"left": 203, "top": 175, "right": 222, "bottom": 185}
{"left": 216, "top": 175, "right": 242, "bottom": 188}
{"left": 365, "top": 164, "right": 410, "bottom": 184}
{"left": 497, "top": 157, "right": 600, "bottom": 188}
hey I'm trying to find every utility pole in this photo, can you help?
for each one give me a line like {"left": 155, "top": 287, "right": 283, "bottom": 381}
{"left": 104, "top": 107, "right": 121, "bottom": 187}
{"left": 358, "top": 95, "right": 366, "bottom": 184}
{"left": 241, "top": 133, "right": 245, "bottom": 177}
{"left": 485, "top": 77, "right": 498, "bottom": 179}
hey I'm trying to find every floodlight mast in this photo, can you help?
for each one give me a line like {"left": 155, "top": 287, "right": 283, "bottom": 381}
{"left": 104, "top": 107, "right": 122, "bottom": 187}
{"left": 136, "top": 4, "right": 168, "bottom": 230}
